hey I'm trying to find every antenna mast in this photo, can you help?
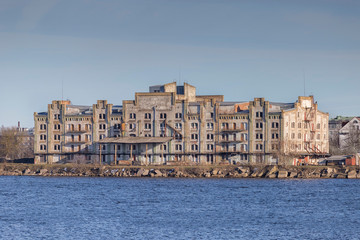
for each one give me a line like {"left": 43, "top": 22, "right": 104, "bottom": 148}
{"left": 303, "top": 69, "right": 306, "bottom": 96}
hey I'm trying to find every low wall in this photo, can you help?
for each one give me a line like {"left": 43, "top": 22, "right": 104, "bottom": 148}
{"left": 0, "top": 164, "right": 359, "bottom": 179}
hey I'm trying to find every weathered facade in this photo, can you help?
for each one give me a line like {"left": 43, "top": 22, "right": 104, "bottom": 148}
{"left": 34, "top": 82, "right": 329, "bottom": 165}
{"left": 329, "top": 116, "right": 360, "bottom": 152}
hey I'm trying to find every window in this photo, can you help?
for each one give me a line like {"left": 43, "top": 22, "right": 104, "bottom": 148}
{"left": 175, "top": 113, "right": 182, "bottom": 119}
{"left": 144, "top": 134, "right": 151, "bottom": 137}
{"left": 317, "top": 134, "right": 320, "bottom": 140}
{"left": 99, "top": 113, "right": 106, "bottom": 119}
{"left": 207, "top": 134, "right": 214, "bottom": 140}
{"left": 54, "top": 145, "right": 60, "bottom": 151}
{"left": 222, "top": 122, "right": 230, "bottom": 129}
{"left": 256, "top": 112, "right": 263, "bottom": 118}
{"left": 86, "top": 135, "right": 92, "bottom": 141}
{"left": 145, "top": 113, "right": 151, "bottom": 119}
{"left": 256, "top": 144, "right": 263, "bottom": 150}
{"left": 271, "top": 133, "right": 279, "bottom": 139}
{"left": 191, "top": 122, "right": 198, "bottom": 129}
{"left": 210, "top": 113, "right": 214, "bottom": 118}
{"left": 191, "top": 144, "right": 198, "bottom": 151}
{"left": 40, "top": 124, "right": 46, "bottom": 130}
{"left": 175, "top": 123, "right": 182, "bottom": 129}
{"left": 54, "top": 135, "right": 60, "bottom": 141}
{"left": 40, "top": 134, "right": 47, "bottom": 140}
{"left": 243, "top": 144, "right": 248, "bottom": 151}
{"left": 160, "top": 144, "right": 167, "bottom": 151}
{"left": 191, "top": 134, "right": 198, "bottom": 140}
{"left": 40, "top": 144, "right": 47, "bottom": 151}
{"left": 207, "top": 144, "right": 214, "bottom": 150}
{"left": 298, "top": 133, "right": 302, "bottom": 139}
{"left": 129, "top": 145, "right": 136, "bottom": 151}
{"left": 242, "top": 133, "right": 248, "bottom": 141}
{"left": 272, "top": 144, "right": 279, "bottom": 150}
{"left": 175, "top": 144, "right": 182, "bottom": 151}
{"left": 160, "top": 113, "right": 167, "bottom": 119}
{"left": 256, "top": 122, "right": 263, "bottom": 129}
{"left": 54, "top": 124, "right": 60, "bottom": 130}
{"left": 144, "top": 123, "right": 151, "bottom": 130}
{"left": 256, "top": 133, "right": 263, "bottom": 140}
{"left": 291, "top": 133, "right": 295, "bottom": 139}
{"left": 298, "top": 123, "right": 301, "bottom": 128}
{"left": 207, "top": 122, "right": 214, "bottom": 130}
{"left": 317, "top": 123, "right": 321, "bottom": 129}
{"left": 291, "top": 122, "right": 295, "bottom": 128}
{"left": 129, "top": 113, "right": 136, "bottom": 119}
{"left": 100, "top": 134, "right": 105, "bottom": 140}
{"left": 99, "top": 124, "right": 106, "bottom": 130}
{"left": 54, "top": 114, "right": 60, "bottom": 120}
{"left": 174, "top": 133, "right": 182, "bottom": 140}
{"left": 129, "top": 123, "right": 136, "bottom": 130}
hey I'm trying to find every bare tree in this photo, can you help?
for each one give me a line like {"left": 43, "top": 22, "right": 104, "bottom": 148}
{"left": 343, "top": 128, "right": 360, "bottom": 154}
{"left": 0, "top": 126, "right": 33, "bottom": 160}
{"left": 329, "top": 130, "right": 343, "bottom": 155}
{"left": 271, "top": 141, "right": 296, "bottom": 166}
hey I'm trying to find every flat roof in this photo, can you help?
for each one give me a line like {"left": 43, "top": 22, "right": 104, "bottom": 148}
{"left": 97, "top": 136, "right": 173, "bottom": 144}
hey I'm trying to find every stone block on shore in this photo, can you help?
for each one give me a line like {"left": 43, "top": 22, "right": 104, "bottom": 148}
{"left": 289, "top": 172, "right": 297, "bottom": 178}
{"left": 268, "top": 173, "right": 277, "bottom": 178}
{"left": 154, "top": 170, "right": 163, "bottom": 177}
{"left": 277, "top": 170, "right": 288, "bottom": 178}
{"left": 235, "top": 167, "right": 250, "bottom": 174}
{"left": 39, "top": 169, "right": 48, "bottom": 175}
{"left": 347, "top": 170, "right": 357, "bottom": 179}
{"left": 335, "top": 174, "right": 347, "bottom": 179}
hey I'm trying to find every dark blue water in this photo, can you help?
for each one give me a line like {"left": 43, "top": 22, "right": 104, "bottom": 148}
{"left": 0, "top": 177, "right": 359, "bottom": 240}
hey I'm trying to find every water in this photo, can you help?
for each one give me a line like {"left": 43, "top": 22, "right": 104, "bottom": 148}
{"left": 0, "top": 177, "right": 359, "bottom": 240}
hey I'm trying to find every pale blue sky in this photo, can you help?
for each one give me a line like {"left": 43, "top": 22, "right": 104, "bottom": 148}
{"left": 0, "top": 0, "right": 359, "bottom": 127}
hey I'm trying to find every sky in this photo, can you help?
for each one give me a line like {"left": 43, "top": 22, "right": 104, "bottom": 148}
{"left": 0, "top": 0, "right": 359, "bottom": 128}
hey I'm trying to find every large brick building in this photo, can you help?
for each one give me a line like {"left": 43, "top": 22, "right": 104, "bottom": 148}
{"left": 34, "top": 82, "right": 329, "bottom": 165}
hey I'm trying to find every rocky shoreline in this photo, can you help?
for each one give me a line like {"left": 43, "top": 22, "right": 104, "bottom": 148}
{"left": 1, "top": 164, "right": 360, "bottom": 179}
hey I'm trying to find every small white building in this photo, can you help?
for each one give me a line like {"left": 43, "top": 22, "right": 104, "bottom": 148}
{"left": 338, "top": 117, "right": 360, "bottom": 151}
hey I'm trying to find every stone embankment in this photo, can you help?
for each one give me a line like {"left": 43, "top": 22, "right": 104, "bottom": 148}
{"left": 1, "top": 164, "right": 360, "bottom": 179}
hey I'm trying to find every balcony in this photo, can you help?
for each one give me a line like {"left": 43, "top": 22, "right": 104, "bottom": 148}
{"left": 220, "top": 149, "right": 246, "bottom": 153}
{"left": 66, "top": 129, "right": 89, "bottom": 134}
{"left": 221, "top": 127, "right": 246, "bottom": 132}
{"left": 65, "top": 140, "right": 89, "bottom": 145}
{"left": 220, "top": 138, "right": 247, "bottom": 143}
